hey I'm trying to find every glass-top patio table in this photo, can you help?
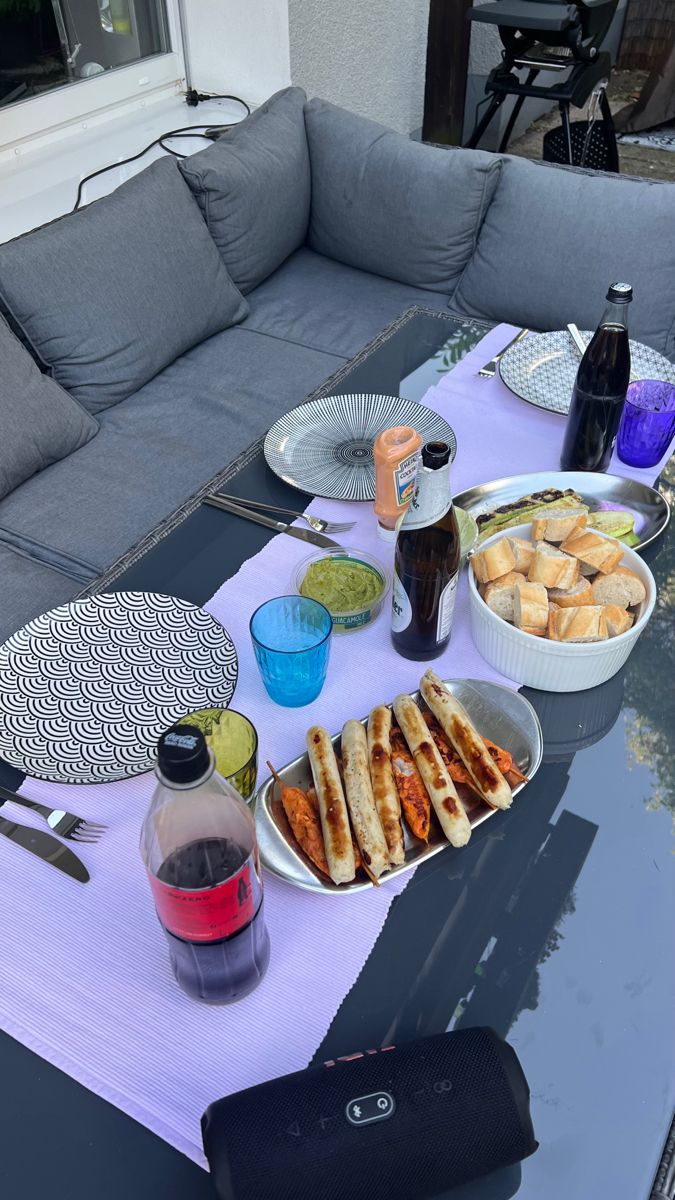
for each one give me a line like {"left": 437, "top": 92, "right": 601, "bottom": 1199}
{"left": 1, "top": 308, "right": 673, "bottom": 1200}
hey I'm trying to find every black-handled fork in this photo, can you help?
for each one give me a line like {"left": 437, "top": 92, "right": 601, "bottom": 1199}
{"left": 0, "top": 783, "right": 107, "bottom": 843}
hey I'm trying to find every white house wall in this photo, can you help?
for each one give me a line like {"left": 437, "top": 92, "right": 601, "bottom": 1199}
{"left": 181, "top": 0, "right": 291, "bottom": 104}
{"left": 288, "top": 0, "right": 430, "bottom": 135}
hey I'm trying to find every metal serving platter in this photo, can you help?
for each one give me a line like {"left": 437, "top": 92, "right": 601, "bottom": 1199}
{"left": 255, "top": 678, "right": 543, "bottom": 895}
{"left": 454, "top": 470, "right": 670, "bottom": 553}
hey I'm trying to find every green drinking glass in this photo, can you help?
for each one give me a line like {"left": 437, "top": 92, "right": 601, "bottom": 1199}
{"left": 180, "top": 708, "right": 258, "bottom": 804}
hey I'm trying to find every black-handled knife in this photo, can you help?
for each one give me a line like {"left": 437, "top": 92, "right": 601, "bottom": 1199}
{"left": 0, "top": 815, "right": 90, "bottom": 883}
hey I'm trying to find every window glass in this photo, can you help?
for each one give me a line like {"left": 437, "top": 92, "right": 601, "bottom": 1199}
{"left": 0, "top": 0, "right": 170, "bottom": 108}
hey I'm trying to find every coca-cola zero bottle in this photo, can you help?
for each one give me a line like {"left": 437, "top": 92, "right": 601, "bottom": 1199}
{"left": 141, "top": 724, "right": 270, "bottom": 1004}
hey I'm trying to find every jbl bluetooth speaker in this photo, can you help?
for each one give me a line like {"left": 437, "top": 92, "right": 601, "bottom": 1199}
{"left": 202, "top": 1027, "right": 537, "bottom": 1200}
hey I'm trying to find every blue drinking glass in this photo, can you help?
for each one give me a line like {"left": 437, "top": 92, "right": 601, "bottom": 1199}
{"left": 249, "top": 596, "right": 332, "bottom": 707}
{"left": 617, "top": 380, "right": 675, "bottom": 469}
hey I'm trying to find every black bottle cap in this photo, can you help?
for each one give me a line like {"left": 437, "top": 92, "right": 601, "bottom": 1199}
{"left": 422, "top": 441, "right": 451, "bottom": 469}
{"left": 606, "top": 282, "right": 633, "bottom": 304}
{"left": 157, "top": 724, "right": 211, "bottom": 784}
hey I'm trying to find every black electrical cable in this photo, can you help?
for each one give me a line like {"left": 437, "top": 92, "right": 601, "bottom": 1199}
{"left": 72, "top": 93, "right": 250, "bottom": 212}
{"left": 185, "top": 89, "right": 250, "bottom": 115}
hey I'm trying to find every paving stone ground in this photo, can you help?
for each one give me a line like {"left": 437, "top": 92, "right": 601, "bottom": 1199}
{"left": 509, "top": 68, "right": 675, "bottom": 182}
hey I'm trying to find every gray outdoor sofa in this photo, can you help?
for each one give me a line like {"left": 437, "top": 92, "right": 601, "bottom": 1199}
{"left": 1, "top": 86, "right": 673, "bottom": 644}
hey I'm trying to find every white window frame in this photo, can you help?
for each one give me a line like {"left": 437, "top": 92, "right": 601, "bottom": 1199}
{"left": 0, "top": 0, "right": 186, "bottom": 151}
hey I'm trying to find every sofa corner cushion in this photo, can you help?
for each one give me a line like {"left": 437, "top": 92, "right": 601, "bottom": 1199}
{"left": 0, "top": 155, "right": 249, "bottom": 414}
{"left": 303, "top": 97, "right": 501, "bottom": 295}
{"left": 0, "top": 314, "right": 98, "bottom": 502}
{"left": 179, "top": 87, "right": 310, "bottom": 294}
{"left": 453, "top": 155, "right": 675, "bottom": 358}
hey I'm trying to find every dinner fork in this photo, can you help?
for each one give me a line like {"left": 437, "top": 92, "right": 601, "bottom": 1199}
{"left": 212, "top": 493, "right": 356, "bottom": 535}
{"left": 477, "top": 327, "right": 529, "bottom": 378}
{"left": 0, "top": 784, "right": 107, "bottom": 843}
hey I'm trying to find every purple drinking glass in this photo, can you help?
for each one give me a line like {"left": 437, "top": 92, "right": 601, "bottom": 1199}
{"left": 617, "top": 380, "right": 675, "bottom": 469}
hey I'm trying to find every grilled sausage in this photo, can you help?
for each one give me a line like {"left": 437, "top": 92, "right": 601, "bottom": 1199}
{"left": 367, "top": 706, "right": 405, "bottom": 866}
{"left": 420, "top": 670, "right": 512, "bottom": 810}
{"left": 393, "top": 694, "right": 471, "bottom": 848}
{"left": 342, "top": 720, "right": 390, "bottom": 879}
{"left": 306, "top": 726, "right": 356, "bottom": 884}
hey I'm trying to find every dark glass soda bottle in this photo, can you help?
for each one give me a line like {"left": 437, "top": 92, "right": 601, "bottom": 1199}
{"left": 391, "top": 440, "right": 460, "bottom": 661}
{"left": 140, "top": 724, "right": 270, "bottom": 1005}
{"left": 560, "top": 282, "right": 633, "bottom": 472}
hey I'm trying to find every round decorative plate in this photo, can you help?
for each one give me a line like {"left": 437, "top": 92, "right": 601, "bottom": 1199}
{"left": 264, "top": 393, "right": 456, "bottom": 501}
{"left": 0, "top": 592, "right": 238, "bottom": 784}
{"left": 499, "top": 330, "right": 675, "bottom": 415}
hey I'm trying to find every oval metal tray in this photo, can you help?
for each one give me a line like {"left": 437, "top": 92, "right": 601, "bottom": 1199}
{"left": 454, "top": 470, "right": 670, "bottom": 552}
{"left": 255, "top": 678, "right": 543, "bottom": 895}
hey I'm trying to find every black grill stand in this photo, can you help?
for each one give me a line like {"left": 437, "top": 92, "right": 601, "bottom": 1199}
{"left": 463, "top": 0, "right": 620, "bottom": 171}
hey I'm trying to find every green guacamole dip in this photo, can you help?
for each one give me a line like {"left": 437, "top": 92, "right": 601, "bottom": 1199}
{"left": 299, "top": 556, "right": 383, "bottom": 613}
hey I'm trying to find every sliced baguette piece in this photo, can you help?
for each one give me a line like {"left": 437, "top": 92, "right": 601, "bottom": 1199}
{"left": 505, "top": 536, "right": 535, "bottom": 574}
{"left": 559, "top": 530, "right": 624, "bottom": 576}
{"left": 531, "top": 506, "right": 588, "bottom": 543}
{"left": 591, "top": 565, "right": 647, "bottom": 609}
{"left": 482, "top": 570, "right": 527, "bottom": 623}
{"left": 420, "top": 670, "right": 512, "bottom": 810}
{"left": 548, "top": 579, "right": 595, "bottom": 608}
{"left": 547, "top": 602, "right": 561, "bottom": 640}
{"left": 603, "top": 604, "right": 634, "bottom": 638}
{"left": 527, "top": 541, "right": 579, "bottom": 590}
{"left": 470, "top": 537, "right": 516, "bottom": 585}
{"left": 513, "top": 580, "right": 548, "bottom": 631}
{"left": 548, "top": 605, "right": 609, "bottom": 643}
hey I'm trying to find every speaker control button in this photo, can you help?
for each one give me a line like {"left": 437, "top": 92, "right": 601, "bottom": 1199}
{"left": 345, "top": 1091, "right": 395, "bottom": 1126}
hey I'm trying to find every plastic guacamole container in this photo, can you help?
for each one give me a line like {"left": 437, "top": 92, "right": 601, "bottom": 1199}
{"left": 293, "top": 547, "right": 390, "bottom": 633}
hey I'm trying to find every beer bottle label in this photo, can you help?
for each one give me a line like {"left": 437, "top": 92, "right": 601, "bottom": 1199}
{"left": 402, "top": 462, "right": 451, "bottom": 530}
{"left": 391, "top": 569, "right": 413, "bottom": 633}
{"left": 437, "top": 574, "right": 458, "bottom": 641}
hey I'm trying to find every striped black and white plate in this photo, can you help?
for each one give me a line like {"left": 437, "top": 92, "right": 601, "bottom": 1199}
{"left": 0, "top": 592, "right": 238, "bottom": 784}
{"left": 264, "top": 393, "right": 456, "bottom": 501}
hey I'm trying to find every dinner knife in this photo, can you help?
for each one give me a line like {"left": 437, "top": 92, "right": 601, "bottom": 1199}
{"left": 204, "top": 495, "right": 341, "bottom": 547}
{"left": 0, "top": 814, "right": 90, "bottom": 883}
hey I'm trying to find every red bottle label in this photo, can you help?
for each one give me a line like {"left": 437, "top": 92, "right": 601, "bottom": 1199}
{"left": 148, "top": 857, "right": 257, "bottom": 942}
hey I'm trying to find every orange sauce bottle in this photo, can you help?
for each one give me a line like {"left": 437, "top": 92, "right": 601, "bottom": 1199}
{"left": 373, "top": 426, "right": 423, "bottom": 541}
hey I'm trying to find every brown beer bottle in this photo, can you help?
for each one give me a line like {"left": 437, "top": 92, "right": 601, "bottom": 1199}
{"left": 391, "top": 441, "right": 460, "bottom": 661}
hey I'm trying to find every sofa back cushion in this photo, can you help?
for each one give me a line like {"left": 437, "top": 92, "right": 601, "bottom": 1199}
{"left": 303, "top": 98, "right": 501, "bottom": 295}
{"left": 0, "top": 314, "right": 98, "bottom": 501}
{"left": 0, "top": 156, "right": 249, "bottom": 414}
{"left": 453, "top": 155, "right": 675, "bottom": 358}
{"left": 179, "top": 87, "right": 310, "bottom": 295}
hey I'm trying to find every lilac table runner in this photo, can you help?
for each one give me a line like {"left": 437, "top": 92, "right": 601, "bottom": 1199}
{"left": 1, "top": 323, "right": 668, "bottom": 1167}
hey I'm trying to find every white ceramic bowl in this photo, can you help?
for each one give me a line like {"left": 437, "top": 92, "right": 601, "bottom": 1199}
{"left": 468, "top": 523, "right": 657, "bottom": 692}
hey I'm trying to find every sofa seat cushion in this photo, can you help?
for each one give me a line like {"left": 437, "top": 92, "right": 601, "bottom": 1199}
{"left": 243, "top": 248, "right": 450, "bottom": 358}
{"left": 304, "top": 98, "right": 501, "bottom": 295}
{"left": 0, "top": 157, "right": 249, "bottom": 414}
{"left": 0, "top": 543, "right": 82, "bottom": 644}
{"left": 179, "top": 87, "right": 310, "bottom": 295}
{"left": 0, "top": 314, "right": 98, "bottom": 502}
{"left": 0, "top": 327, "right": 344, "bottom": 579}
{"left": 453, "top": 156, "right": 675, "bottom": 359}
